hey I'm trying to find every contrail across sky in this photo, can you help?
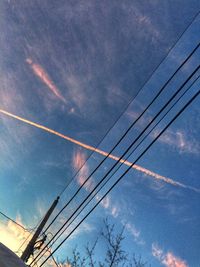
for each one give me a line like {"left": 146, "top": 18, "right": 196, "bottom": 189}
{"left": 0, "top": 109, "right": 199, "bottom": 192}
{"left": 26, "top": 58, "right": 66, "bottom": 103}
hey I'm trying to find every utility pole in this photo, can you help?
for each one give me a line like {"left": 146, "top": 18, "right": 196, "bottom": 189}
{"left": 21, "top": 196, "right": 59, "bottom": 262}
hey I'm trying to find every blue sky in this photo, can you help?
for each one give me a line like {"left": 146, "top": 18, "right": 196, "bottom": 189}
{"left": 0, "top": 1, "right": 200, "bottom": 267}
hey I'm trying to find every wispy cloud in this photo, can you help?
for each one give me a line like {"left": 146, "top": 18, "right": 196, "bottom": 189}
{"left": 125, "top": 222, "right": 141, "bottom": 241}
{"left": 73, "top": 150, "right": 117, "bottom": 212}
{"left": 67, "top": 221, "right": 94, "bottom": 242}
{"left": 152, "top": 243, "right": 188, "bottom": 267}
{"left": 64, "top": 74, "right": 87, "bottom": 111}
{"left": 73, "top": 150, "right": 111, "bottom": 212}
{"left": 154, "top": 129, "right": 200, "bottom": 155}
{"left": 0, "top": 109, "right": 197, "bottom": 192}
{"left": 72, "top": 150, "right": 142, "bottom": 245}
{"left": 111, "top": 205, "right": 119, "bottom": 218}
{"left": 73, "top": 150, "right": 94, "bottom": 191}
{"left": 126, "top": 104, "right": 200, "bottom": 156}
{"left": 26, "top": 58, "right": 66, "bottom": 103}
{"left": 121, "top": 3, "right": 161, "bottom": 44}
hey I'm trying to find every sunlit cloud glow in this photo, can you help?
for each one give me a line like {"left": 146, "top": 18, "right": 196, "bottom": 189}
{"left": 0, "top": 216, "right": 32, "bottom": 255}
{"left": 26, "top": 58, "right": 66, "bottom": 103}
{"left": 0, "top": 109, "right": 199, "bottom": 192}
{"left": 152, "top": 243, "right": 188, "bottom": 267}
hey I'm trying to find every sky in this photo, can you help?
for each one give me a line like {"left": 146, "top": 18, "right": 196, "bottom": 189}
{"left": 0, "top": 1, "right": 200, "bottom": 267}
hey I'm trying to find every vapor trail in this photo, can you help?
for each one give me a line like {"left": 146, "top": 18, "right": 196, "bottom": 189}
{"left": 0, "top": 109, "right": 198, "bottom": 192}
{"left": 26, "top": 58, "right": 66, "bottom": 103}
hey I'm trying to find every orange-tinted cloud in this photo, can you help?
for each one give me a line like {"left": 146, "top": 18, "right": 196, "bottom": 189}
{"left": 163, "top": 252, "right": 188, "bottom": 267}
{"left": 26, "top": 58, "right": 66, "bottom": 103}
{"left": 152, "top": 243, "right": 188, "bottom": 267}
{"left": 0, "top": 109, "right": 199, "bottom": 192}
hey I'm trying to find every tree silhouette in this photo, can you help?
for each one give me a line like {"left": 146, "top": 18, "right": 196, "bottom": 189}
{"left": 60, "top": 219, "right": 150, "bottom": 267}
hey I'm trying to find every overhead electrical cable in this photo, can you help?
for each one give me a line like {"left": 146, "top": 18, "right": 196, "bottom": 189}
{"left": 0, "top": 9, "right": 198, "bottom": 267}
{"left": 58, "top": 12, "right": 200, "bottom": 197}
{"left": 0, "top": 210, "right": 32, "bottom": 232}
{"left": 16, "top": 213, "right": 47, "bottom": 256}
{"left": 15, "top": 231, "right": 33, "bottom": 256}
{"left": 30, "top": 13, "right": 200, "bottom": 265}
{"left": 35, "top": 74, "right": 200, "bottom": 256}
{"left": 33, "top": 66, "right": 200, "bottom": 265}
{"left": 31, "top": 64, "right": 200, "bottom": 266}
{"left": 32, "top": 63, "right": 200, "bottom": 265}
{"left": 42, "top": 42, "right": 200, "bottom": 238}
{"left": 39, "top": 89, "right": 200, "bottom": 267}
{"left": 47, "top": 248, "right": 60, "bottom": 267}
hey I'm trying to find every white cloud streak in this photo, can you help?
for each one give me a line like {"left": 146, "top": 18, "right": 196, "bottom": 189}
{"left": 155, "top": 129, "right": 200, "bottom": 155}
{"left": 0, "top": 109, "right": 198, "bottom": 192}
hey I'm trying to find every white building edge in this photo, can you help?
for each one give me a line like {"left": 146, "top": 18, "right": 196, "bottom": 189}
{"left": 0, "top": 243, "right": 27, "bottom": 267}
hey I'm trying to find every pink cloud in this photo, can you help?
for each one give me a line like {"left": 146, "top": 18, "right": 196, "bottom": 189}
{"left": 152, "top": 243, "right": 188, "bottom": 267}
{"left": 73, "top": 149, "right": 86, "bottom": 171}
{"left": 72, "top": 150, "right": 93, "bottom": 191}
{"left": 163, "top": 252, "right": 189, "bottom": 267}
{"left": 26, "top": 58, "right": 66, "bottom": 103}
{"left": 72, "top": 151, "right": 120, "bottom": 215}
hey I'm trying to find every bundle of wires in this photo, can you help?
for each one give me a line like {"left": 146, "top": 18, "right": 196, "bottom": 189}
{"left": 29, "top": 18, "right": 200, "bottom": 267}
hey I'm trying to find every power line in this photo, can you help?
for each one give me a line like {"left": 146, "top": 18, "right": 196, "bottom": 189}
{"left": 30, "top": 255, "right": 39, "bottom": 267}
{"left": 42, "top": 42, "right": 200, "bottom": 237}
{"left": 32, "top": 234, "right": 60, "bottom": 267}
{"left": 48, "top": 250, "right": 60, "bottom": 267}
{"left": 31, "top": 62, "right": 200, "bottom": 266}
{"left": 33, "top": 66, "right": 200, "bottom": 265}
{"left": 39, "top": 89, "right": 200, "bottom": 267}
{"left": 35, "top": 74, "right": 200, "bottom": 255}
{"left": 51, "top": 256, "right": 60, "bottom": 267}
{"left": 58, "top": 11, "right": 200, "bottom": 197}
{"left": 0, "top": 210, "right": 31, "bottom": 232}
{"left": 15, "top": 231, "right": 33, "bottom": 256}
{"left": 16, "top": 213, "right": 48, "bottom": 256}
{"left": 30, "top": 12, "right": 200, "bottom": 265}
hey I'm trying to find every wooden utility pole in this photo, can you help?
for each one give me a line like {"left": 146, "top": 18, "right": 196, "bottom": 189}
{"left": 21, "top": 196, "right": 59, "bottom": 262}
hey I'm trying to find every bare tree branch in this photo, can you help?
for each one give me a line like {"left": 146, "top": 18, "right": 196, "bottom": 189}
{"left": 62, "top": 219, "right": 150, "bottom": 267}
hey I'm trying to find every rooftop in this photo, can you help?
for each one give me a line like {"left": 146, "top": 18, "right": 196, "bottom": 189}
{"left": 0, "top": 243, "right": 27, "bottom": 267}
